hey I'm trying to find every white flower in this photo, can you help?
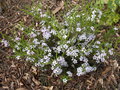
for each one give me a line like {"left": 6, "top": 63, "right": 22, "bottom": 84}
{"left": 93, "top": 50, "right": 107, "bottom": 63}
{"left": 76, "top": 15, "right": 80, "bottom": 17}
{"left": 63, "top": 35, "right": 67, "bottom": 39}
{"left": 96, "top": 41, "right": 101, "bottom": 44}
{"left": 57, "top": 56, "right": 68, "bottom": 67}
{"left": 85, "top": 66, "right": 96, "bottom": 73}
{"left": 72, "top": 58, "right": 78, "bottom": 64}
{"left": 66, "top": 47, "right": 79, "bottom": 57}
{"left": 48, "top": 53, "right": 52, "bottom": 57}
{"left": 41, "top": 27, "right": 51, "bottom": 39}
{"left": 42, "top": 31, "right": 51, "bottom": 39}
{"left": 90, "top": 26, "right": 95, "bottom": 31}
{"left": 15, "top": 45, "right": 20, "bottom": 50}
{"left": 21, "top": 27, "right": 24, "bottom": 31}
{"left": 78, "top": 33, "right": 87, "bottom": 41}
{"left": 77, "top": 67, "right": 85, "bottom": 76}
{"left": 108, "top": 48, "right": 114, "bottom": 55}
{"left": 114, "top": 27, "right": 118, "bottom": 30}
{"left": 50, "top": 29, "right": 56, "bottom": 35}
{"left": 16, "top": 56, "right": 20, "bottom": 60}
{"left": 88, "top": 34, "right": 96, "bottom": 40}
{"left": 63, "top": 44, "right": 68, "bottom": 49}
{"left": 1, "top": 39, "right": 9, "bottom": 47}
{"left": 62, "top": 78, "right": 68, "bottom": 83}
{"left": 29, "top": 32, "right": 37, "bottom": 38}
{"left": 76, "top": 28, "right": 82, "bottom": 32}
{"left": 77, "top": 23, "right": 80, "bottom": 26}
{"left": 33, "top": 38, "right": 40, "bottom": 45}
{"left": 27, "top": 50, "right": 34, "bottom": 55}
{"left": 91, "top": 14, "right": 96, "bottom": 21}
{"left": 92, "top": 10, "right": 96, "bottom": 15}
{"left": 56, "top": 46, "right": 62, "bottom": 53}
{"left": 15, "top": 37, "right": 21, "bottom": 41}
{"left": 41, "top": 42, "right": 47, "bottom": 47}
{"left": 53, "top": 67, "right": 62, "bottom": 75}
{"left": 79, "top": 56, "right": 88, "bottom": 63}
{"left": 52, "top": 60, "right": 58, "bottom": 67}
{"left": 66, "top": 71, "right": 73, "bottom": 77}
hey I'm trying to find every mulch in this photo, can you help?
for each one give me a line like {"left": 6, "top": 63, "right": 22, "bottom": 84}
{"left": 0, "top": 0, "right": 120, "bottom": 90}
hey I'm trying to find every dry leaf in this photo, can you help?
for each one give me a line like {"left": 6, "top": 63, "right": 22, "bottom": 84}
{"left": 32, "top": 77, "right": 41, "bottom": 85}
{"left": 16, "top": 88, "right": 27, "bottom": 90}
{"left": 98, "top": 78, "right": 103, "bottom": 85}
{"left": 72, "top": 0, "right": 79, "bottom": 4}
{"left": 23, "top": 73, "right": 29, "bottom": 80}
{"left": 52, "top": 1, "right": 64, "bottom": 14}
{"left": 2, "top": 86, "right": 9, "bottom": 89}
{"left": 112, "top": 60, "right": 119, "bottom": 69}
{"left": 102, "top": 67, "right": 111, "bottom": 75}
{"left": 31, "top": 66, "right": 37, "bottom": 75}
{"left": 111, "top": 74, "right": 117, "bottom": 85}
{"left": 43, "top": 86, "right": 54, "bottom": 90}
{"left": 10, "top": 61, "right": 16, "bottom": 68}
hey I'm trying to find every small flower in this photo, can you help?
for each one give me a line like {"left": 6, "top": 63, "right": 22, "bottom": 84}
{"left": 96, "top": 41, "right": 101, "bottom": 44}
{"left": 114, "top": 27, "right": 118, "bottom": 30}
{"left": 50, "top": 29, "right": 56, "bottom": 35}
{"left": 66, "top": 71, "right": 73, "bottom": 77}
{"left": 72, "top": 58, "right": 78, "bottom": 64}
{"left": 53, "top": 67, "right": 62, "bottom": 76}
{"left": 76, "top": 15, "right": 80, "bottom": 17}
{"left": 33, "top": 38, "right": 40, "bottom": 45}
{"left": 21, "top": 27, "right": 24, "bottom": 31}
{"left": 108, "top": 48, "right": 114, "bottom": 55}
{"left": 15, "top": 37, "right": 21, "bottom": 41}
{"left": 76, "top": 28, "right": 82, "bottom": 32}
{"left": 90, "top": 26, "right": 95, "bottom": 31}
{"left": 29, "top": 32, "right": 37, "bottom": 38}
{"left": 77, "top": 67, "right": 85, "bottom": 76}
{"left": 16, "top": 56, "right": 20, "bottom": 60}
{"left": 57, "top": 56, "right": 68, "bottom": 67}
{"left": 63, "top": 35, "right": 67, "bottom": 39}
{"left": 1, "top": 39, "right": 9, "bottom": 47}
{"left": 85, "top": 66, "right": 96, "bottom": 73}
{"left": 42, "top": 31, "right": 51, "bottom": 39}
{"left": 78, "top": 33, "right": 87, "bottom": 41}
{"left": 63, "top": 44, "right": 68, "bottom": 49}
{"left": 62, "top": 78, "right": 68, "bottom": 83}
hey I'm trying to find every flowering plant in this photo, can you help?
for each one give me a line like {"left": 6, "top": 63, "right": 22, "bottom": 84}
{"left": 1, "top": 0, "right": 119, "bottom": 82}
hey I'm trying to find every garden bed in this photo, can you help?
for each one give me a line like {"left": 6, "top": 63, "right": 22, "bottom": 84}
{"left": 0, "top": 0, "right": 120, "bottom": 90}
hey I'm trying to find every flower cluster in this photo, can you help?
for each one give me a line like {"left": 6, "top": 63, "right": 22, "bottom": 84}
{"left": 1, "top": 1, "right": 119, "bottom": 83}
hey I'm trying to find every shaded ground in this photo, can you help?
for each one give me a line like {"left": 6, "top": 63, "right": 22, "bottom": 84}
{"left": 0, "top": 0, "right": 120, "bottom": 90}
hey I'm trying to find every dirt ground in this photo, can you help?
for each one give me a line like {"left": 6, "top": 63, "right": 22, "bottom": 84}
{"left": 0, "top": 0, "right": 120, "bottom": 90}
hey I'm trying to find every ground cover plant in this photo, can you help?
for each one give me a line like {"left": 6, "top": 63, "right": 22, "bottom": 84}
{"left": 0, "top": 0, "right": 120, "bottom": 83}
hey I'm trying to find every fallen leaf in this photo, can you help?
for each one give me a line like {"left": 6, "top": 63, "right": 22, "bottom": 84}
{"left": 10, "top": 61, "right": 16, "bottom": 68}
{"left": 23, "top": 73, "right": 29, "bottom": 80}
{"left": 102, "top": 67, "right": 111, "bottom": 75}
{"left": 31, "top": 66, "right": 37, "bottom": 75}
{"left": 98, "top": 78, "right": 103, "bottom": 85}
{"left": 112, "top": 60, "right": 119, "bottom": 69}
{"left": 43, "top": 86, "right": 54, "bottom": 90}
{"left": 111, "top": 74, "right": 117, "bottom": 85}
{"left": 16, "top": 88, "right": 27, "bottom": 90}
{"left": 52, "top": 1, "right": 64, "bottom": 14}
{"left": 32, "top": 77, "right": 41, "bottom": 85}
